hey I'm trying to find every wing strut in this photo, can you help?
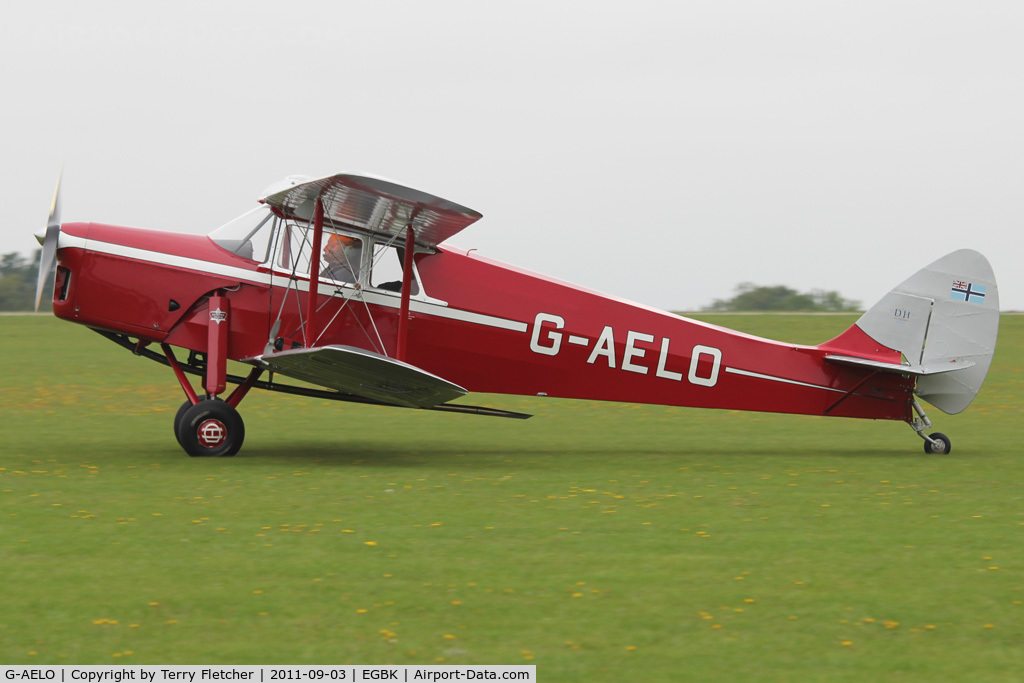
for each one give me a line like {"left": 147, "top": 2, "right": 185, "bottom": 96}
{"left": 304, "top": 198, "right": 326, "bottom": 346}
{"left": 396, "top": 222, "right": 416, "bottom": 361}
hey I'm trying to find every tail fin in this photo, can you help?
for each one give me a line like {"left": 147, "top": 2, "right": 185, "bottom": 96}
{"left": 821, "top": 249, "right": 999, "bottom": 414}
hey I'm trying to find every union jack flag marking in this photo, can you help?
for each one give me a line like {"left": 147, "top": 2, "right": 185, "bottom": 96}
{"left": 951, "top": 280, "right": 986, "bottom": 304}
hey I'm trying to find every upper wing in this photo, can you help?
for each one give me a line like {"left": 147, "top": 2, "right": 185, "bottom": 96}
{"left": 261, "top": 173, "right": 482, "bottom": 247}
{"left": 243, "top": 345, "right": 467, "bottom": 409}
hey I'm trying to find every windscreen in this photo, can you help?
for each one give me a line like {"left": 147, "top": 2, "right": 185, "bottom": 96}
{"left": 209, "top": 207, "right": 277, "bottom": 263}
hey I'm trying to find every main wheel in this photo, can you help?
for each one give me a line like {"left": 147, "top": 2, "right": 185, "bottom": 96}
{"left": 173, "top": 400, "right": 192, "bottom": 447}
{"left": 923, "top": 432, "right": 951, "bottom": 455}
{"left": 176, "top": 399, "right": 245, "bottom": 457}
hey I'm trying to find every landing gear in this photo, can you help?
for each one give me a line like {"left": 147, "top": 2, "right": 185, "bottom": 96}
{"left": 923, "top": 432, "right": 951, "bottom": 455}
{"left": 910, "top": 398, "right": 952, "bottom": 455}
{"left": 162, "top": 334, "right": 262, "bottom": 457}
{"left": 176, "top": 399, "right": 245, "bottom": 457}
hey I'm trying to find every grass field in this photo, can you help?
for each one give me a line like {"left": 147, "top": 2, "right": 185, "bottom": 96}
{"left": 1, "top": 314, "right": 1021, "bottom": 679}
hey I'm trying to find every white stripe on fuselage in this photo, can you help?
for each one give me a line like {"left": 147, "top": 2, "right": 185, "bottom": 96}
{"left": 74, "top": 236, "right": 853, "bottom": 397}
{"left": 724, "top": 366, "right": 845, "bottom": 393}
{"left": 74, "top": 236, "right": 529, "bottom": 333}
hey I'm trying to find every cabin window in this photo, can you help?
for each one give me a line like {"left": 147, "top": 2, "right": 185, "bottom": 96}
{"left": 272, "top": 222, "right": 363, "bottom": 285}
{"left": 369, "top": 242, "right": 419, "bottom": 295}
{"left": 269, "top": 223, "right": 423, "bottom": 296}
{"left": 209, "top": 207, "right": 277, "bottom": 263}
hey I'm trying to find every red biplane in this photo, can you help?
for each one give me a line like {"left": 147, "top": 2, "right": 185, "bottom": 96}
{"left": 36, "top": 172, "right": 999, "bottom": 457}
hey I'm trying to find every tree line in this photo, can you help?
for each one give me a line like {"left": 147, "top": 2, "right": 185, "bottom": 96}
{"left": 703, "top": 282, "right": 860, "bottom": 312}
{"left": 0, "top": 251, "right": 52, "bottom": 311}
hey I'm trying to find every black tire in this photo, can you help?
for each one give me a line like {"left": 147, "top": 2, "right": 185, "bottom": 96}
{"left": 923, "top": 432, "right": 951, "bottom": 455}
{"left": 173, "top": 400, "right": 192, "bottom": 446}
{"left": 176, "top": 399, "right": 245, "bottom": 457}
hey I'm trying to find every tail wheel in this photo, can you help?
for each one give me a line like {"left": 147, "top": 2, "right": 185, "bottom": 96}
{"left": 923, "top": 432, "right": 952, "bottom": 455}
{"left": 176, "top": 399, "right": 245, "bottom": 457}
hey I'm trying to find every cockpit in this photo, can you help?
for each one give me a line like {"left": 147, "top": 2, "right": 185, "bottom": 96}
{"left": 209, "top": 205, "right": 419, "bottom": 295}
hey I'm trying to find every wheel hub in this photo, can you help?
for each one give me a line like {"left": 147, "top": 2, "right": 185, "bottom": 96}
{"left": 197, "top": 419, "right": 227, "bottom": 448}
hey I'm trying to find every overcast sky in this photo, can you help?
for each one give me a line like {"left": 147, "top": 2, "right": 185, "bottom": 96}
{"left": 3, "top": 0, "right": 1021, "bottom": 313}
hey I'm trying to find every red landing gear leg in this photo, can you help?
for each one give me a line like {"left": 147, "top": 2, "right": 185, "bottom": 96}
{"left": 205, "top": 293, "right": 229, "bottom": 398}
{"left": 165, "top": 294, "right": 251, "bottom": 458}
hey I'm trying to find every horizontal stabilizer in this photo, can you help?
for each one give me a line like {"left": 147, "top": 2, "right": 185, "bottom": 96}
{"left": 825, "top": 354, "right": 976, "bottom": 376}
{"left": 245, "top": 345, "right": 467, "bottom": 409}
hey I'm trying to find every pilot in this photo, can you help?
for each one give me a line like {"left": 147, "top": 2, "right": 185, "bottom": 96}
{"left": 323, "top": 233, "right": 361, "bottom": 283}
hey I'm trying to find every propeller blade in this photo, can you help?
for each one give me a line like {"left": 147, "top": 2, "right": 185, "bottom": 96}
{"left": 48, "top": 169, "right": 62, "bottom": 229}
{"left": 35, "top": 172, "right": 62, "bottom": 312}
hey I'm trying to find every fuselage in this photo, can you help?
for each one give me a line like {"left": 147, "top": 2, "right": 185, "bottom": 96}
{"left": 51, "top": 220, "right": 914, "bottom": 422}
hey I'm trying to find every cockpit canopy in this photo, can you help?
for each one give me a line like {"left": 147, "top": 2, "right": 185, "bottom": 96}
{"left": 209, "top": 205, "right": 417, "bottom": 294}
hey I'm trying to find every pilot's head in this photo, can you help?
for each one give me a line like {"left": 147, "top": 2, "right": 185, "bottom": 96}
{"left": 325, "top": 234, "right": 357, "bottom": 262}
